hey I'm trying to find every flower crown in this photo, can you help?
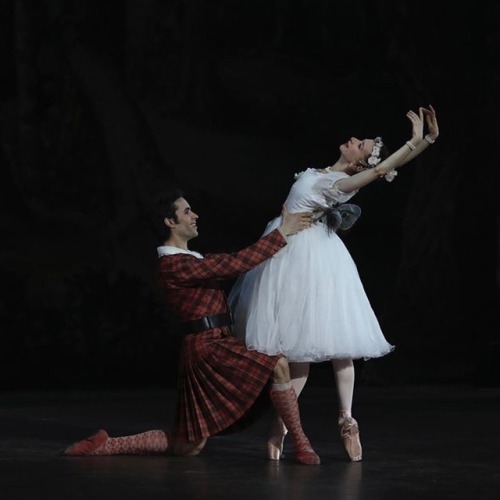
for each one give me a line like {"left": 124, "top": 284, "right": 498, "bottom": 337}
{"left": 367, "top": 136, "right": 384, "bottom": 166}
{"left": 366, "top": 136, "right": 397, "bottom": 182}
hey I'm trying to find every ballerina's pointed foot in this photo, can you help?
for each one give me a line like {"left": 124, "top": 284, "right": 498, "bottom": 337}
{"left": 267, "top": 431, "right": 287, "bottom": 460}
{"left": 339, "top": 418, "right": 362, "bottom": 462}
{"left": 63, "top": 429, "right": 109, "bottom": 456}
{"left": 294, "top": 445, "right": 321, "bottom": 465}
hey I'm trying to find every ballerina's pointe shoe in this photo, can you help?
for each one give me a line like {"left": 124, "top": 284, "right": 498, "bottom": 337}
{"left": 63, "top": 429, "right": 109, "bottom": 456}
{"left": 267, "top": 430, "right": 288, "bottom": 460}
{"left": 339, "top": 418, "right": 362, "bottom": 462}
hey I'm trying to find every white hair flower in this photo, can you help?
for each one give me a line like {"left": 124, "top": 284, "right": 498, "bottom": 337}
{"left": 384, "top": 170, "right": 398, "bottom": 182}
{"left": 366, "top": 136, "right": 395, "bottom": 183}
{"left": 367, "top": 137, "right": 383, "bottom": 166}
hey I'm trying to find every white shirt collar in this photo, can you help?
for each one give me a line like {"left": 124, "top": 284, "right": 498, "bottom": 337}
{"left": 157, "top": 245, "right": 203, "bottom": 259}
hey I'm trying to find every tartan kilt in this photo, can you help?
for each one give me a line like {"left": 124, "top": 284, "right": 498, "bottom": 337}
{"left": 173, "top": 326, "right": 280, "bottom": 443}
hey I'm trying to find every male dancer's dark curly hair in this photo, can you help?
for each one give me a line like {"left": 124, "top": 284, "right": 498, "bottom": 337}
{"left": 149, "top": 187, "right": 185, "bottom": 243}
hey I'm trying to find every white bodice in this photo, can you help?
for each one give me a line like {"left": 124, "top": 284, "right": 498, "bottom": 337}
{"left": 283, "top": 168, "right": 358, "bottom": 213}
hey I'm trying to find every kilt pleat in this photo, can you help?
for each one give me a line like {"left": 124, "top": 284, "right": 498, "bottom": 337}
{"left": 174, "top": 327, "right": 279, "bottom": 442}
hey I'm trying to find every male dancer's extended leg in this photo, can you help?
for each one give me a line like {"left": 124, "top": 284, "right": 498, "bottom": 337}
{"left": 63, "top": 429, "right": 206, "bottom": 456}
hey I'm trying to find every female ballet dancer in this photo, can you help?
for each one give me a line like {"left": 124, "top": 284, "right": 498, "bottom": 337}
{"left": 228, "top": 105, "right": 439, "bottom": 462}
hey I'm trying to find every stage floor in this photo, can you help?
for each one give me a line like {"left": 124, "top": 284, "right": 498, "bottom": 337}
{"left": 1, "top": 383, "right": 499, "bottom": 500}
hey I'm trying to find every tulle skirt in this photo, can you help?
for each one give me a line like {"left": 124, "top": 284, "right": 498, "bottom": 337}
{"left": 228, "top": 218, "right": 394, "bottom": 362}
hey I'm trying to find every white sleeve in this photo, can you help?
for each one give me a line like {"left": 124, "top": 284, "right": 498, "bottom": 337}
{"left": 315, "top": 171, "right": 358, "bottom": 204}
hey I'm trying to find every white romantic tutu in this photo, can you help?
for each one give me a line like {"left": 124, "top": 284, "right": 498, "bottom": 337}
{"left": 228, "top": 218, "right": 395, "bottom": 362}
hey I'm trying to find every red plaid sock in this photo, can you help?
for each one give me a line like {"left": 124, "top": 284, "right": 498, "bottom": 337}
{"left": 65, "top": 429, "right": 169, "bottom": 456}
{"left": 269, "top": 383, "right": 320, "bottom": 465}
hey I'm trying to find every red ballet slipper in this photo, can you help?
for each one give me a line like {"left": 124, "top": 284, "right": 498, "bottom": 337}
{"left": 294, "top": 445, "right": 321, "bottom": 465}
{"left": 63, "top": 429, "right": 109, "bottom": 456}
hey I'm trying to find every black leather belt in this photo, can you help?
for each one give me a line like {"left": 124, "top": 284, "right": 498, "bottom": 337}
{"left": 180, "top": 312, "right": 234, "bottom": 335}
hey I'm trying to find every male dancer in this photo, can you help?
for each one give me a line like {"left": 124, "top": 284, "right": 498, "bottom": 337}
{"left": 64, "top": 188, "right": 320, "bottom": 465}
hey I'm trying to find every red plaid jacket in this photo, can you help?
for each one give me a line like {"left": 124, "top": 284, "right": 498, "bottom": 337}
{"left": 158, "top": 229, "right": 287, "bottom": 322}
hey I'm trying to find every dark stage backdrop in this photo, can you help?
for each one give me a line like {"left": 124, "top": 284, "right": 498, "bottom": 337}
{"left": 0, "top": 0, "right": 498, "bottom": 390}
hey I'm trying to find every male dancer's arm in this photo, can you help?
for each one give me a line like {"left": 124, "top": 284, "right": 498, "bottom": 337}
{"left": 160, "top": 206, "right": 311, "bottom": 284}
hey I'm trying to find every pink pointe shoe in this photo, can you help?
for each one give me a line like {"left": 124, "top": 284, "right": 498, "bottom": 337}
{"left": 63, "top": 429, "right": 109, "bottom": 456}
{"left": 267, "top": 429, "right": 288, "bottom": 460}
{"left": 339, "top": 418, "right": 362, "bottom": 462}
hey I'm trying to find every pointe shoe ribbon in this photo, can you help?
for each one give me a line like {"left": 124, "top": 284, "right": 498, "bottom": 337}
{"left": 339, "top": 418, "right": 362, "bottom": 462}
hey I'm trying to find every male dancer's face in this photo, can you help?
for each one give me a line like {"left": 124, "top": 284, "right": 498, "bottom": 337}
{"left": 168, "top": 197, "right": 199, "bottom": 242}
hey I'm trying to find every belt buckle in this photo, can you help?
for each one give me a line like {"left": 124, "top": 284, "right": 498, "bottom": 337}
{"left": 206, "top": 316, "right": 215, "bottom": 329}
